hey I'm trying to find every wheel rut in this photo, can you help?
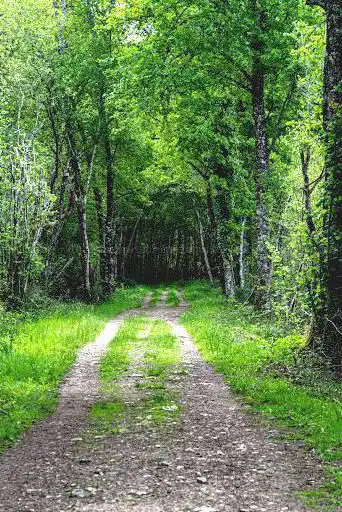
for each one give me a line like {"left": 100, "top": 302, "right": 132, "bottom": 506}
{"left": 0, "top": 295, "right": 324, "bottom": 512}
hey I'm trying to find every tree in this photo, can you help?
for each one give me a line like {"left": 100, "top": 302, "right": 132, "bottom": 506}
{"left": 307, "top": 0, "right": 342, "bottom": 368}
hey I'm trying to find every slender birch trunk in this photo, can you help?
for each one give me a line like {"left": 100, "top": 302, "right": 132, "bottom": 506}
{"left": 196, "top": 210, "right": 214, "bottom": 285}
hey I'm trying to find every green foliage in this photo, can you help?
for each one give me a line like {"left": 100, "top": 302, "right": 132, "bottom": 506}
{"left": 0, "top": 0, "right": 57, "bottom": 303}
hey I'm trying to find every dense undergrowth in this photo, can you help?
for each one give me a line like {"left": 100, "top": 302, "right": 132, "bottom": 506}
{"left": 181, "top": 281, "right": 342, "bottom": 510}
{"left": 0, "top": 287, "right": 147, "bottom": 453}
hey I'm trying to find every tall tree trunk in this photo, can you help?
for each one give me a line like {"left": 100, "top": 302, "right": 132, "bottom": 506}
{"left": 68, "top": 127, "right": 92, "bottom": 301}
{"left": 121, "top": 218, "right": 140, "bottom": 279}
{"left": 307, "top": 0, "right": 342, "bottom": 368}
{"left": 94, "top": 187, "right": 106, "bottom": 290}
{"left": 76, "top": 197, "right": 91, "bottom": 302}
{"left": 99, "top": 90, "right": 116, "bottom": 296}
{"left": 251, "top": 9, "right": 272, "bottom": 308}
{"left": 215, "top": 185, "right": 236, "bottom": 297}
{"left": 44, "top": 166, "right": 72, "bottom": 285}
{"left": 104, "top": 139, "right": 115, "bottom": 295}
{"left": 208, "top": 177, "right": 235, "bottom": 296}
{"left": 300, "top": 148, "right": 321, "bottom": 315}
{"left": 301, "top": 148, "right": 315, "bottom": 237}
{"left": 239, "top": 216, "right": 247, "bottom": 289}
{"left": 196, "top": 210, "right": 214, "bottom": 284}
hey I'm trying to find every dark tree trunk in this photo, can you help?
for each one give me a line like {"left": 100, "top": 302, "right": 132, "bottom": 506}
{"left": 68, "top": 127, "right": 92, "bottom": 301}
{"left": 99, "top": 91, "right": 116, "bottom": 296}
{"left": 307, "top": 0, "right": 342, "bottom": 368}
{"left": 300, "top": 148, "right": 321, "bottom": 314}
{"left": 239, "top": 217, "right": 247, "bottom": 289}
{"left": 121, "top": 218, "right": 140, "bottom": 279}
{"left": 94, "top": 187, "right": 106, "bottom": 290}
{"left": 104, "top": 139, "right": 115, "bottom": 295}
{"left": 324, "top": 1, "right": 342, "bottom": 364}
{"left": 301, "top": 149, "right": 315, "bottom": 237}
{"left": 251, "top": 9, "right": 272, "bottom": 308}
{"left": 215, "top": 185, "right": 236, "bottom": 297}
{"left": 76, "top": 197, "right": 92, "bottom": 302}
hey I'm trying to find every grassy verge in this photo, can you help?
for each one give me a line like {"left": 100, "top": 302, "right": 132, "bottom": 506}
{"left": 181, "top": 281, "right": 342, "bottom": 510}
{"left": 167, "top": 287, "right": 180, "bottom": 307}
{"left": 0, "top": 286, "right": 147, "bottom": 453}
{"left": 90, "top": 316, "right": 182, "bottom": 435}
{"left": 149, "top": 286, "right": 164, "bottom": 306}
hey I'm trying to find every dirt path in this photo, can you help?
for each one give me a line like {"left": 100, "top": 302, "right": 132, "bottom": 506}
{"left": 0, "top": 297, "right": 324, "bottom": 512}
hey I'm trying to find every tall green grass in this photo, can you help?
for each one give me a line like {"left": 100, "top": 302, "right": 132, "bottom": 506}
{"left": 0, "top": 286, "right": 147, "bottom": 453}
{"left": 181, "top": 281, "right": 342, "bottom": 510}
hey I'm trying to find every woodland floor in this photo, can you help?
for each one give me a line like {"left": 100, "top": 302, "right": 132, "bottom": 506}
{"left": 0, "top": 292, "right": 327, "bottom": 512}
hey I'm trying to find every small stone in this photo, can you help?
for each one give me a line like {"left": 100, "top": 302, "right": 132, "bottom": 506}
{"left": 78, "top": 458, "right": 91, "bottom": 465}
{"left": 197, "top": 476, "right": 208, "bottom": 484}
{"left": 70, "top": 488, "right": 88, "bottom": 499}
{"left": 130, "top": 490, "right": 148, "bottom": 497}
{"left": 85, "top": 487, "right": 97, "bottom": 495}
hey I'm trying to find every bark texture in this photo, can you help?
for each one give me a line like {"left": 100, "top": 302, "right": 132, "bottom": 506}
{"left": 308, "top": 0, "right": 342, "bottom": 367}
{"left": 251, "top": 5, "right": 272, "bottom": 308}
{"left": 99, "top": 91, "right": 116, "bottom": 297}
{"left": 196, "top": 209, "right": 214, "bottom": 285}
{"left": 68, "top": 127, "right": 92, "bottom": 302}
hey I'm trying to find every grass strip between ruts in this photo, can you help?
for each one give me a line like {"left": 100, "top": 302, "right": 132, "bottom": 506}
{"left": 90, "top": 315, "right": 182, "bottom": 435}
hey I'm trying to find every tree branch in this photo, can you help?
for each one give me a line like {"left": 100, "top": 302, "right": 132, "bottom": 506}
{"left": 309, "top": 166, "right": 325, "bottom": 193}
{"left": 325, "top": 316, "right": 342, "bottom": 336}
{"left": 188, "top": 161, "right": 209, "bottom": 180}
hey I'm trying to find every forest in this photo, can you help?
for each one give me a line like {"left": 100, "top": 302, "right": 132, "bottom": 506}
{"left": 0, "top": 0, "right": 341, "bottom": 510}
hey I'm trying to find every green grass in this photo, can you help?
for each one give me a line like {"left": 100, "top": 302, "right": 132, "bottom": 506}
{"left": 149, "top": 286, "right": 164, "bottom": 305}
{"left": 90, "top": 316, "right": 182, "bottom": 433}
{"left": 181, "top": 280, "right": 342, "bottom": 510}
{"left": 100, "top": 315, "right": 147, "bottom": 384}
{"left": 167, "top": 287, "right": 180, "bottom": 307}
{"left": 0, "top": 286, "right": 148, "bottom": 453}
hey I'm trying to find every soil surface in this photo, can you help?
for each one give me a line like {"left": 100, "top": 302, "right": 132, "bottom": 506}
{"left": 0, "top": 295, "right": 325, "bottom": 512}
